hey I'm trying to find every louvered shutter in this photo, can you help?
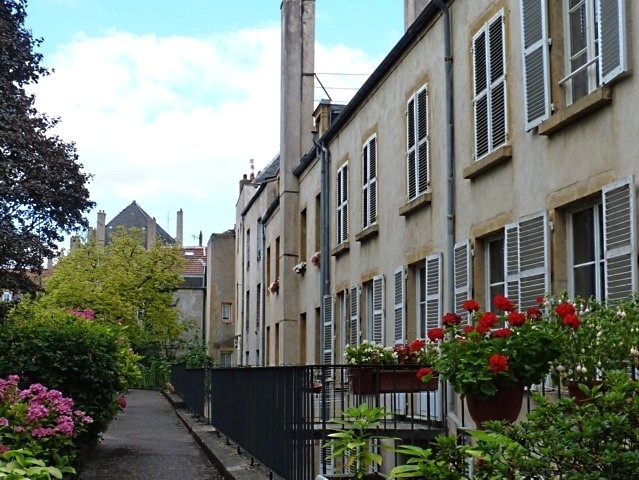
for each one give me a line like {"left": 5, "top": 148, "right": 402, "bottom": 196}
{"left": 416, "top": 87, "right": 429, "bottom": 195}
{"left": 520, "top": 0, "right": 551, "bottom": 130}
{"left": 473, "top": 27, "right": 489, "bottom": 159}
{"left": 362, "top": 143, "right": 370, "bottom": 228}
{"left": 322, "top": 295, "right": 334, "bottom": 365}
{"left": 407, "top": 96, "right": 417, "bottom": 200}
{"left": 369, "top": 137, "right": 378, "bottom": 225}
{"left": 597, "top": 0, "right": 627, "bottom": 85}
{"left": 337, "top": 164, "right": 348, "bottom": 244}
{"left": 454, "top": 240, "right": 472, "bottom": 319}
{"left": 603, "top": 176, "right": 637, "bottom": 301}
{"left": 349, "top": 284, "right": 360, "bottom": 346}
{"left": 518, "top": 212, "right": 550, "bottom": 309}
{"left": 425, "top": 253, "right": 442, "bottom": 330}
{"left": 372, "top": 275, "right": 384, "bottom": 344}
{"left": 504, "top": 223, "right": 521, "bottom": 307}
{"left": 393, "top": 267, "right": 405, "bottom": 343}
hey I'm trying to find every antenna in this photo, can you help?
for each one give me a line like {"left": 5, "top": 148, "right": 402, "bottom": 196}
{"left": 250, "top": 158, "right": 255, "bottom": 174}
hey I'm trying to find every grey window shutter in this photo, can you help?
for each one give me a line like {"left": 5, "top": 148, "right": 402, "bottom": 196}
{"left": 425, "top": 253, "right": 442, "bottom": 330}
{"left": 517, "top": 212, "right": 550, "bottom": 309}
{"left": 349, "top": 284, "right": 360, "bottom": 346}
{"left": 489, "top": 13, "right": 507, "bottom": 150}
{"left": 520, "top": 0, "right": 551, "bottom": 130}
{"left": 504, "top": 223, "right": 521, "bottom": 307}
{"left": 362, "top": 143, "right": 369, "bottom": 228}
{"left": 473, "top": 28, "right": 489, "bottom": 159}
{"left": 393, "top": 267, "right": 405, "bottom": 343}
{"left": 369, "top": 136, "right": 378, "bottom": 225}
{"left": 597, "top": 0, "right": 627, "bottom": 85}
{"left": 603, "top": 176, "right": 637, "bottom": 301}
{"left": 407, "top": 96, "right": 417, "bottom": 200}
{"left": 372, "top": 275, "right": 384, "bottom": 344}
{"left": 322, "top": 294, "right": 334, "bottom": 365}
{"left": 416, "top": 86, "right": 429, "bottom": 195}
{"left": 337, "top": 164, "right": 348, "bottom": 244}
{"left": 454, "top": 240, "right": 472, "bottom": 319}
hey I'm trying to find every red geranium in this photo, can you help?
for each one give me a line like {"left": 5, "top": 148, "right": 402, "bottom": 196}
{"left": 507, "top": 311, "right": 526, "bottom": 327}
{"left": 442, "top": 312, "right": 462, "bottom": 326}
{"left": 410, "top": 339, "right": 426, "bottom": 352}
{"left": 492, "top": 328, "right": 513, "bottom": 339}
{"left": 562, "top": 313, "right": 580, "bottom": 330}
{"left": 488, "top": 354, "right": 509, "bottom": 373}
{"left": 494, "top": 294, "right": 516, "bottom": 312}
{"left": 526, "top": 307, "right": 542, "bottom": 319}
{"left": 427, "top": 328, "right": 445, "bottom": 342}
{"left": 462, "top": 299, "right": 480, "bottom": 312}
{"left": 555, "top": 303, "right": 576, "bottom": 318}
{"left": 416, "top": 367, "right": 433, "bottom": 381}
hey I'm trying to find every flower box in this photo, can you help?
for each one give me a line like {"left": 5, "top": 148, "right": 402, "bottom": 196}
{"left": 348, "top": 367, "right": 376, "bottom": 394}
{"left": 378, "top": 366, "right": 439, "bottom": 393}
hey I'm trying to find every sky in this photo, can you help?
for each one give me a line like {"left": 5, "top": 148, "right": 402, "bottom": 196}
{"left": 25, "top": 0, "right": 404, "bottom": 248}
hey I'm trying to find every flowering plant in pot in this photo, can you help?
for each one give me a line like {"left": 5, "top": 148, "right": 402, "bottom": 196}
{"left": 432, "top": 295, "right": 562, "bottom": 426}
{"left": 292, "top": 261, "right": 306, "bottom": 275}
{"left": 344, "top": 341, "right": 396, "bottom": 366}
{"left": 310, "top": 251, "right": 321, "bottom": 268}
{"left": 268, "top": 278, "right": 279, "bottom": 295}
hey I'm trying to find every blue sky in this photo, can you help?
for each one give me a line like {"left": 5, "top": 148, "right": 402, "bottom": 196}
{"left": 25, "top": 0, "right": 403, "bottom": 246}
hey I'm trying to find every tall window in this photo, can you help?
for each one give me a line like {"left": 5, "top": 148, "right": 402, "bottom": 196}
{"left": 337, "top": 163, "right": 349, "bottom": 244}
{"left": 246, "top": 229, "right": 250, "bottom": 269}
{"left": 300, "top": 208, "right": 307, "bottom": 261}
{"left": 486, "top": 235, "right": 506, "bottom": 304}
{"left": 473, "top": 11, "right": 507, "bottom": 160}
{"left": 220, "top": 351, "right": 232, "bottom": 367}
{"left": 407, "top": 85, "right": 429, "bottom": 200}
{"left": 222, "top": 303, "right": 232, "bottom": 323}
{"left": 362, "top": 135, "right": 378, "bottom": 229}
{"left": 568, "top": 203, "right": 604, "bottom": 299}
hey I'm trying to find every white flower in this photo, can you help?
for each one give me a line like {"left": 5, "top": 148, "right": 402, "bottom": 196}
{"left": 556, "top": 365, "right": 565, "bottom": 372}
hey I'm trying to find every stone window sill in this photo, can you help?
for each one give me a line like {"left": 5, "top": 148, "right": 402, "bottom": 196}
{"left": 463, "top": 145, "right": 512, "bottom": 180}
{"left": 399, "top": 192, "right": 432, "bottom": 217}
{"left": 331, "top": 241, "right": 350, "bottom": 258}
{"left": 355, "top": 224, "right": 379, "bottom": 243}
{"left": 538, "top": 87, "right": 612, "bottom": 136}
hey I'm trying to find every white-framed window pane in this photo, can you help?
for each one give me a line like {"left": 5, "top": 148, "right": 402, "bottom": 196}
{"left": 222, "top": 303, "right": 231, "bottom": 321}
{"left": 487, "top": 236, "right": 506, "bottom": 303}
{"left": 569, "top": 203, "right": 604, "bottom": 300}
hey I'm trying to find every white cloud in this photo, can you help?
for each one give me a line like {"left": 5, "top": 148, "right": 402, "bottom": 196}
{"left": 33, "top": 27, "right": 383, "bottom": 240}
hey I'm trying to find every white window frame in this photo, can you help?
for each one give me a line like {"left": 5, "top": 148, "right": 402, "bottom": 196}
{"left": 485, "top": 234, "right": 506, "bottom": 307}
{"left": 406, "top": 85, "right": 429, "bottom": 200}
{"left": 222, "top": 302, "right": 232, "bottom": 322}
{"left": 337, "top": 163, "right": 348, "bottom": 244}
{"left": 472, "top": 10, "right": 508, "bottom": 161}
{"left": 362, "top": 134, "right": 378, "bottom": 229}
{"left": 567, "top": 201, "right": 604, "bottom": 300}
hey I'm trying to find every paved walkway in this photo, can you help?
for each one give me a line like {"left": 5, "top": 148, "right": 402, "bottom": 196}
{"left": 78, "top": 389, "right": 223, "bottom": 480}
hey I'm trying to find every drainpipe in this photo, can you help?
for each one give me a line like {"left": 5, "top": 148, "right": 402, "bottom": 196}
{"left": 313, "top": 136, "right": 330, "bottom": 362}
{"left": 433, "top": 0, "right": 454, "bottom": 434}
{"left": 259, "top": 218, "right": 266, "bottom": 366}
{"left": 239, "top": 217, "right": 246, "bottom": 365}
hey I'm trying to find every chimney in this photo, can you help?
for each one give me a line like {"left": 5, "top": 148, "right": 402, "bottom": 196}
{"left": 176, "top": 208, "right": 183, "bottom": 246}
{"left": 404, "top": 0, "right": 428, "bottom": 30}
{"left": 97, "top": 210, "right": 106, "bottom": 246}
{"left": 146, "top": 216, "right": 156, "bottom": 248}
{"left": 199, "top": 230, "right": 203, "bottom": 247}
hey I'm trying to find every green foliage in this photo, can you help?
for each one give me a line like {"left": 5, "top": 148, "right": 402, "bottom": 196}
{"left": 322, "top": 403, "right": 396, "bottom": 479}
{"left": 0, "top": 448, "right": 74, "bottom": 480}
{"left": 0, "top": 0, "right": 94, "bottom": 301}
{"left": 469, "top": 370, "right": 639, "bottom": 479}
{"left": 41, "top": 227, "right": 186, "bottom": 350}
{"left": 390, "top": 435, "right": 469, "bottom": 479}
{"left": 178, "top": 338, "right": 213, "bottom": 368}
{"left": 0, "top": 305, "right": 135, "bottom": 444}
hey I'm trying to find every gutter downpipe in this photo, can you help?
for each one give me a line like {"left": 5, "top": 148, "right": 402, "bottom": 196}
{"left": 313, "top": 136, "right": 330, "bottom": 351}
{"left": 259, "top": 219, "right": 266, "bottom": 366}
{"left": 433, "top": 0, "right": 454, "bottom": 434}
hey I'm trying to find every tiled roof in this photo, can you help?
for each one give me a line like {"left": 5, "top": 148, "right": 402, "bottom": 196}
{"left": 254, "top": 154, "right": 280, "bottom": 183}
{"left": 181, "top": 246, "right": 206, "bottom": 276}
{"left": 106, "top": 201, "right": 175, "bottom": 244}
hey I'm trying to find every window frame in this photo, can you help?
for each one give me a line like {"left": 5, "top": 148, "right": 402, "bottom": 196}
{"left": 222, "top": 302, "right": 232, "bottom": 323}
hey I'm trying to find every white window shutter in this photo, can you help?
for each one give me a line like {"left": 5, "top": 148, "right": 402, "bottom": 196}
{"left": 349, "top": 284, "right": 360, "bottom": 346}
{"left": 369, "top": 137, "right": 378, "bottom": 225}
{"left": 603, "top": 176, "right": 637, "bottom": 301}
{"left": 454, "top": 240, "right": 472, "bottom": 318}
{"left": 504, "top": 223, "right": 521, "bottom": 307}
{"left": 393, "top": 267, "right": 405, "bottom": 344}
{"left": 597, "top": 0, "right": 627, "bottom": 85}
{"left": 416, "top": 86, "right": 429, "bottom": 196}
{"left": 362, "top": 143, "right": 369, "bottom": 228}
{"left": 518, "top": 212, "right": 550, "bottom": 309}
{"left": 473, "top": 28, "right": 489, "bottom": 159}
{"left": 372, "top": 275, "right": 384, "bottom": 344}
{"left": 425, "top": 253, "right": 442, "bottom": 330}
{"left": 407, "top": 96, "right": 417, "bottom": 200}
{"left": 489, "top": 13, "right": 507, "bottom": 150}
{"left": 322, "top": 295, "right": 334, "bottom": 365}
{"left": 337, "top": 164, "right": 348, "bottom": 244}
{"left": 520, "top": 0, "right": 551, "bottom": 130}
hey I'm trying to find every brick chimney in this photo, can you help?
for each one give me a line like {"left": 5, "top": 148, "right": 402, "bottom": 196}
{"left": 176, "top": 208, "right": 183, "bottom": 246}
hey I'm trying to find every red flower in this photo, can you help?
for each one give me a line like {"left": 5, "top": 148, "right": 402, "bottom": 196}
{"left": 427, "top": 328, "right": 445, "bottom": 342}
{"left": 416, "top": 367, "right": 433, "bottom": 380}
{"left": 488, "top": 354, "right": 509, "bottom": 373}
{"left": 410, "top": 339, "right": 426, "bottom": 352}
{"left": 442, "top": 312, "right": 462, "bottom": 326}
{"left": 478, "top": 312, "right": 499, "bottom": 329}
{"left": 462, "top": 299, "right": 480, "bottom": 312}
{"left": 526, "top": 307, "right": 542, "bottom": 319}
{"left": 507, "top": 311, "right": 526, "bottom": 327}
{"left": 463, "top": 325, "right": 475, "bottom": 334}
{"left": 492, "top": 328, "right": 513, "bottom": 338}
{"left": 555, "top": 303, "right": 576, "bottom": 318}
{"left": 562, "top": 313, "right": 580, "bottom": 329}
{"left": 493, "top": 295, "right": 516, "bottom": 312}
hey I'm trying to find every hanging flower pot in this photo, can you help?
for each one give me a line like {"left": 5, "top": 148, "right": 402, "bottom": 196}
{"left": 465, "top": 383, "right": 524, "bottom": 429}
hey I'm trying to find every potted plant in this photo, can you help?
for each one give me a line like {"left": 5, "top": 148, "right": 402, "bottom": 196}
{"left": 547, "top": 294, "right": 639, "bottom": 402}
{"left": 379, "top": 339, "right": 440, "bottom": 392}
{"left": 319, "top": 403, "right": 395, "bottom": 479}
{"left": 344, "top": 342, "right": 396, "bottom": 394}
{"left": 311, "top": 251, "right": 321, "bottom": 268}
{"left": 268, "top": 278, "right": 279, "bottom": 295}
{"left": 431, "top": 295, "right": 563, "bottom": 428}
{"left": 293, "top": 261, "right": 307, "bottom": 275}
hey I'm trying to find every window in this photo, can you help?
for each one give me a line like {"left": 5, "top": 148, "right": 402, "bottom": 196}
{"left": 337, "top": 163, "right": 348, "bottom": 244}
{"left": 407, "top": 85, "right": 429, "bottom": 200}
{"left": 567, "top": 177, "right": 637, "bottom": 301}
{"left": 246, "top": 229, "right": 250, "bottom": 269}
{"left": 256, "top": 284, "right": 261, "bottom": 328}
{"left": 257, "top": 223, "right": 263, "bottom": 261}
{"left": 300, "top": 208, "right": 307, "bottom": 261}
{"left": 245, "top": 291, "right": 250, "bottom": 333}
{"left": 222, "top": 303, "right": 232, "bottom": 323}
{"left": 2, "top": 292, "right": 11, "bottom": 302}
{"left": 220, "top": 351, "right": 232, "bottom": 367}
{"left": 362, "top": 135, "right": 378, "bottom": 228}
{"left": 472, "top": 11, "right": 507, "bottom": 160}
{"left": 486, "top": 235, "right": 506, "bottom": 304}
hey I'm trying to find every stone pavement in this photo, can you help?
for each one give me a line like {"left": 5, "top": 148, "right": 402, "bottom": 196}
{"left": 78, "top": 389, "right": 276, "bottom": 480}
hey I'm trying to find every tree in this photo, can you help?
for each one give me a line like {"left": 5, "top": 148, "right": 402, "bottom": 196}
{"left": 40, "top": 227, "right": 186, "bottom": 351}
{"left": 0, "top": 0, "right": 94, "bottom": 296}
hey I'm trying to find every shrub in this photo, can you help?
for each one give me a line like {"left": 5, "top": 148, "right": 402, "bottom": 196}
{"left": 0, "top": 305, "right": 138, "bottom": 445}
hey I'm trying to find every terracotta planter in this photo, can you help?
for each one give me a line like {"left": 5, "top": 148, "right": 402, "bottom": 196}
{"left": 348, "top": 368, "right": 377, "bottom": 394}
{"left": 377, "top": 367, "right": 439, "bottom": 393}
{"left": 465, "top": 383, "right": 524, "bottom": 429}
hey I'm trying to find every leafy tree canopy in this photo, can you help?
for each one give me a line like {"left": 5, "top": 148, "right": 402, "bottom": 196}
{"left": 0, "top": 0, "right": 94, "bottom": 295}
{"left": 40, "top": 227, "right": 186, "bottom": 350}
